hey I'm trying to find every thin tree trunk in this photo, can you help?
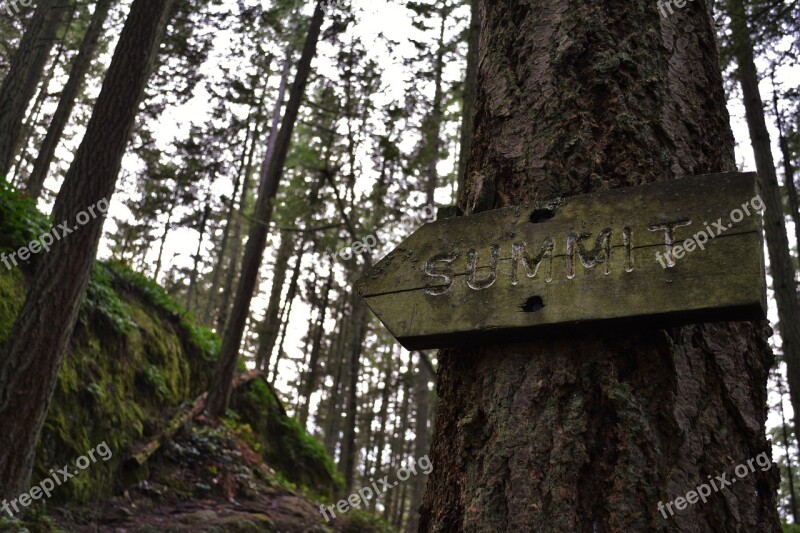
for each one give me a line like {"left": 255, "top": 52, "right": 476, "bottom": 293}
{"left": 27, "top": 0, "right": 114, "bottom": 199}
{"left": 270, "top": 235, "right": 305, "bottom": 382}
{"left": 254, "top": 231, "right": 294, "bottom": 370}
{"left": 0, "top": 0, "right": 68, "bottom": 177}
{"left": 298, "top": 267, "right": 334, "bottom": 426}
{"left": 342, "top": 293, "right": 369, "bottom": 493}
{"left": 407, "top": 354, "right": 431, "bottom": 533}
{"left": 217, "top": 114, "right": 261, "bottom": 331}
{"left": 153, "top": 188, "right": 179, "bottom": 280}
{"left": 186, "top": 202, "right": 211, "bottom": 312}
{"left": 0, "top": 0, "right": 174, "bottom": 496}
{"left": 203, "top": 116, "right": 255, "bottom": 324}
{"left": 420, "top": 1, "right": 779, "bottom": 530}
{"left": 727, "top": 0, "right": 800, "bottom": 467}
{"left": 771, "top": 82, "right": 800, "bottom": 254}
{"left": 777, "top": 373, "right": 800, "bottom": 523}
{"left": 324, "top": 299, "right": 350, "bottom": 458}
{"left": 370, "top": 346, "right": 393, "bottom": 512}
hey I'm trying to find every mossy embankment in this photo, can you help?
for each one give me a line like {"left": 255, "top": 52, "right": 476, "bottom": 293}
{"left": 0, "top": 181, "right": 344, "bottom": 511}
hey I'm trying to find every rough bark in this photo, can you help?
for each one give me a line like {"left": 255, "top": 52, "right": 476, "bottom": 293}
{"left": 26, "top": 0, "right": 114, "bottom": 199}
{"left": 727, "top": 0, "right": 800, "bottom": 469}
{"left": 0, "top": 0, "right": 174, "bottom": 496}
{"left": 455, "top": 0, "right": 479, "bottom": 202}
{"left": 419, "top": 1, "right": 779, "bottom": 531}
{"left": 206, "top": 2, "right": 324, "bottom": 417}
{"left": 0, "top": 0, "right": 67, "bottom": 177}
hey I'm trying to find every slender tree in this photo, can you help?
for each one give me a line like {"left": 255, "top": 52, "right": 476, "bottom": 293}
{"left": 0, "top": 0, "right": 175, "bottom": 496}
{"left": 726, "top": 0, "right": 800, "bottom": 454}
{"left": 0, "top": 0, "right": 68, "bottom": 177}
{"left": 420, "top": 0, "right": 779, "bottom": 530}
{"left": 207, "top": 1, "right": 325, "bottom": 416}
{"left": 26, "top": 0, "right": 114, "bottom": 199}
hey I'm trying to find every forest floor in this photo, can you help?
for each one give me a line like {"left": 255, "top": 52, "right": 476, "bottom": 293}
{"left": 5, "top": 417, "right": 385, "bottom": 533}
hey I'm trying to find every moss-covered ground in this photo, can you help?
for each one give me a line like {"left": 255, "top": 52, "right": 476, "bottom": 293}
{"left": 0, "top": 182, "right": 387, "bottom": 531}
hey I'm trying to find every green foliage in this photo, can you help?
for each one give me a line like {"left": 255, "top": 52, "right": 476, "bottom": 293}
{"left": 0, "top": 178, "right": 50, "bottom": 257}
{"left": 231, "top": 379, "right": 345, "bottom": 500}
{"left": 339, "top": 510, "right": 395, "bottom": 533}
{"left": 80, "top": 263, "right": 135, "bottom": 334}
{"left": 105, "top": 260, "right": 220, "bottom": 359}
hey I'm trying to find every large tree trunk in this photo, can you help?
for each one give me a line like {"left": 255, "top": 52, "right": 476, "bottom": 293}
{"left": 206, "top": 2, "right": 325, "bottom": 416}
{"left": 726, "top": 0, "right": 800, "bottom": 465}
{"left": 419, "top": 1, "right": 779, "bottom": 531}
{"left": 0, "top": 0, "right": 174, "bottom": 496}
{"left": 26, "top": 0, "right": 114, "bottom": 199}
{"left": 0, "top": 0, "right": 67, "bottom": 177}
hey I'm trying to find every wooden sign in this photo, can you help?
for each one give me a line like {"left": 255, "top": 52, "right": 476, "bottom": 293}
{"left": 355, "top": 172, "right": 766, "bottom": 350}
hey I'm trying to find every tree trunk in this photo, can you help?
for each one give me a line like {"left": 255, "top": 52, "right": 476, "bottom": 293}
{"left": 26, "top": 0, "right": 114, "bottom": 199}
{"left": 420, "top": 1, "right": 779, "bottom": 531}
{"left": 777, "top": 373, "right": 800, "bottom": 523}
{"left": 323, "top": 297, "right": 350, "bottom": 458}
{"left": 727, "top": 0, "right": 800, "bottom": 466}
{"left": 206, "top": 3, "right": 324, "bottom": 417}
{"left": 341, "top": 293, "right": 369, "bottom": 493}
{"left": 0, "top": 0, "right": 67, "bottom": 177}
{"left": 203, "top": 114, "right": 256, "bottom": 325}
{"left": 0, "top": 0, "right": 174, "bottom": 496}
{"left": 217, "top": 89, "right": 267, "bottom": 332}
{"left": 455, "top": 0, "right": 479, "bottom": 203}
{"left": 254, "top": 231, "right": 294, "bottom": 370}
{"left": 152, "top": 188, "right": 179, "bottom": 280}
{"left": 407, "top": 355, "right": 431, "bottom": 533}
{"left": 370, "top": 347, "right": 393, "bottom": 512}
{"left": 771, "top": 84, "right": 800, "bottom": 255}
{"left": 186, "top": 202, "right": 211, "bottom": 312}
{"left": 298, "top": 267, "right": 334, "bottom": 426}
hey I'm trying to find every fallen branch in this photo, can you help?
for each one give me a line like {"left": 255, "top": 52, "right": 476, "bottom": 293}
{"left": 126, "top": 369, "right": 276, "bottom": 467}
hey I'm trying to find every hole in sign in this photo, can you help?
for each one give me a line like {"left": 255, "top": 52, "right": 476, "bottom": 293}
{"left": 521, "top": 296, "right": 545, "bottom": 313}
{"left": 529, "top": 209, "right": 555, "bottom": 223}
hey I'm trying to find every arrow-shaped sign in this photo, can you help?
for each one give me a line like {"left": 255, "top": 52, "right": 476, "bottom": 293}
{"left": 356, "top": 172, "right": 767, "bottom": 350}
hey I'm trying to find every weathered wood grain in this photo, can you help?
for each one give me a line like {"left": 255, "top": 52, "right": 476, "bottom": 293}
{"left": 356, "top": 172, "right": 767, "bottom": 350}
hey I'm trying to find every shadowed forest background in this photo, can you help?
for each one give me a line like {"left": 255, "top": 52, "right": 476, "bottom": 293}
{"left": 0, "top": 0, "right": 799, "bottom": 530}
